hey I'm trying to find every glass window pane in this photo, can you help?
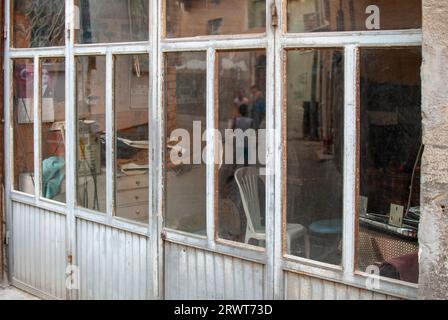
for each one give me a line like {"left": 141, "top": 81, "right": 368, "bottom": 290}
{"left": 76, "top": 56, "right": 106, "bottom": 213}
{"left": 41, "top": 58, "right": 66, "bottom": 203}
{"left": 287, "top": 0, "right": 421, "bottom": 33}
{"left": 217, "top": 50, "right": 267, "bottom": 248}
{"left": 13, "top": 0, "right": 65, "bottom": 48}
{"left": 13, "top": 59, "right": 35, "bottom": 194}
{"left": 166, "top": 0, "right": 266, "bottom": 38}
{"left": 358, "top": 48, "right": 421, "bottom": 284}
{"left": 114, "top": 55, "right": 150, "bottom": 224}
{"left": 75, "top": 0, "right": 149, "bottom": 44}
{"left": 165, "top": 52, "right": 207, "bottom": 235}
{"left": 286, "top": 49, "right": 344, "bottom": 264}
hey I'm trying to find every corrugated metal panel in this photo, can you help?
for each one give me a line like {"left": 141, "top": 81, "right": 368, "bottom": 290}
{"left": 1, "top": 186, "right": 5, "bottom": 281}
{"left": 12, "top": 201, "right": 67, "bottom": 299}
{"left": 76, "top": 218, "right": 151, "bottom": 300}
{"left": 284, "top": 271, "right": 400, "bottom": 300}
{"left": 165, "top": 242, "right": 265, "bottom": 300}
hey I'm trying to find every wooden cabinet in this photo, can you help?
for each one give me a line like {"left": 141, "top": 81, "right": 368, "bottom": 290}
{"left": 61, "top": 171, "right": 150, "bottom": 223}
{"left": 115, "top": 173, "right": 149, "bottom": 223}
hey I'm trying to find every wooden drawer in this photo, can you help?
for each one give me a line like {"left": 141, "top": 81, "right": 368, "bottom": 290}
{"left": 116, "top": 173, "right": 149, "bottom": 191}
{"left": 116, "top": 203, "right": 149, "bottom": 222}
{"left": 116, "top": 188, "right": 149, "bottom": 206}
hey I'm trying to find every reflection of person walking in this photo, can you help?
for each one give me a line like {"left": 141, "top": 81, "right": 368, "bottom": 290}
{"left": 251, "top": 85, "right": 265, "bottom": 129}
{"left": 234, "top": 104, "right": 254, "bottom": 132}
{"left": 233, "top": 88, "right": 249, "bottom": 117}
{"left": 302, "top": 101, "right": 319, "bottom": 140}
{"left": 233, "top": 104, "right": 254, "bottom": 166}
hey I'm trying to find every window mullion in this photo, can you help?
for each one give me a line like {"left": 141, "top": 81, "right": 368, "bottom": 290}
{"left": 4, "top": 0, "right": 14, "bottom": 279}
{"left": 266, "top": 0, "right": 278, "bottom": 300}
{"left": 33, "top": 56, "right": 41, "bottom": 201}
{"left": 148, "top": 0, "right": 160, "bottom": 301}
{"left": 65, "top": 0, "right": 78, "bottom": 300}
{"left": 342, "top": 44, "right": 358, "bottom": 280}
{"left": 206, "top": 47, "right": 216, "bottom": 249}
{"left": 66, "top": 0, "right": 75, "bottom": 210}
{"left": 105, "top": 51, "right": 115, "bottom": 223}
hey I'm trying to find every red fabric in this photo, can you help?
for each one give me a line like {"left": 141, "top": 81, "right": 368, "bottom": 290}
{"left": 385, "top": 252, "right": 419, "bottom": 283}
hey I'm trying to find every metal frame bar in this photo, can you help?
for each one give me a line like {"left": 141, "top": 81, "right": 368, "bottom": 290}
{"left": 342, "top": 44, "right": 357, "bottom": 281}
{"left": 265, "top": 0, "right": 277, "bottom": 300}
{"left": 273, "top": 0, "right": 284, "bottom": 299}
{"left": 105, "top": 51, "right": 114, "bottom": 225}
{"left": 4, "top": 0, "right": 13, "bottom": 282}
{"left": 33, "top": 56, "right": 41, "bottom": 202}
{"left": 150, "top": 0, "right": 161, "bottom": 300}
{"left": 281, "top": 33, "right": 422, "bottom": 47}
{"left": 65, "top": 0, "right": 77, "bottom": 300}
{"left": 206, "top": 48, "right": 216, "bottom": 250}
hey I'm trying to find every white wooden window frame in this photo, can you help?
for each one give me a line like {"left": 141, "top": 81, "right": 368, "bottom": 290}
{"left": 3, "top": 0, "right": 422, "bottom": 300}
{"left": 4, "top": 0, "right": 159, "bottom": 299}
{"left": 274, "top": 0, "right": 422, "bottom": 300}
{"left": 158, "top": 3, "right": 276, "bottom": 299}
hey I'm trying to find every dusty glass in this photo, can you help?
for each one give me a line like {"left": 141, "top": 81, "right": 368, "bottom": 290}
{"left": 75, "top": 0, "right": 149, "bottom": 44}
{"left": 40, "top": 58, "right": 66, "bottom": 203}
{"left": 13, "top": 0, "right": 65, "bottom": 48}
{"left": 166, "top": 0, "right": 266, "bottom": 38}
{"left": 164, "top": 52, "right": 207, "bottom": 235}
{"left": 287, "top": 0, "right": 422, "bottom": 33}
{"left": 13, "top": 59, "right": 35, "bottom": 194}
{"left": 217, "top": 50, "right": 267, "bottom": 247}
{"left": 114, "top": 54, "right": 150, "bottom": 224}
{"left": 358, "top": 48, "right": 422, "bottom": 284}
{"left": 286, "top": 49, "right": 344, "bottom": 265}
{"left": 76, "top": 56, "right": 107, "bottom": 213}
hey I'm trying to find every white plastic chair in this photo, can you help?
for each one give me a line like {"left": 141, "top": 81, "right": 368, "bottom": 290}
{"left": 234, "top": 167, "right": 310, "bottom": 257}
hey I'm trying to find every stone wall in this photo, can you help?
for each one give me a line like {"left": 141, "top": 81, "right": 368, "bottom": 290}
{"left": 419, "top": 0, "right": 448, "bottom": 300}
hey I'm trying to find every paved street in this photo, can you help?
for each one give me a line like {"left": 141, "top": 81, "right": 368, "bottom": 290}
{"left": 0, "top": 286, "right": 39, "bottom": 300}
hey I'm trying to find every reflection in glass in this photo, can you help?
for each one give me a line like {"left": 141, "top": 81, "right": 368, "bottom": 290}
{"left": 76, "top": 56, "right": 106, "bottom": 213}
{"left": 217, "top": 50, "right": 267, "bottom": 247}
{"left": 358, "top": 48, "right": 422, "bottom": 284}
{"left": 41, "top": 58, "right": 66, "bottom": 203}
{"left": 166, "top": 0, "right": 266, "bottom": 38}
{"left": 13, "top": 0, "right": 65, "bottom": 48}
{"left": 75, "top": 0, "right": 149, "bottom": 44}
{"left": 165, "top": 52, "right": 207, "bottom": 234}
{"left": 114, "top": 55, "right": 150, "bottom": 223}
{"left": 13, "top": 59, "right": 35, "bottom": 194}
{"left": 287, "top": 0, "right": 421, "bottom": 33}
{"left": 286, "top": 49, "right": 344, "bottom": 264}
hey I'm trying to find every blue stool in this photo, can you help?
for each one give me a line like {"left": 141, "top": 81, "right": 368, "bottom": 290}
{"left": 309, "top": 219, "right": 343, "bottom": 263}
{"left": 309, "top": 219, "right": 343, "bottom": 235}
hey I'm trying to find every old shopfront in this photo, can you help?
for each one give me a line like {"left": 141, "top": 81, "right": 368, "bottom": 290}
{"left": 2, "top": 0, "right": 427, "bottom": 299}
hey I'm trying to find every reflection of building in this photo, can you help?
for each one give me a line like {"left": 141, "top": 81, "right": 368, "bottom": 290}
{"left": 287, "top": 0, "right": 422, "bottom": 32}
{"left": 167, "top": 0, "right": 266, "bottom": 37}
{"left": 76, "top": 0, "right": 149, "bottom": 43}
